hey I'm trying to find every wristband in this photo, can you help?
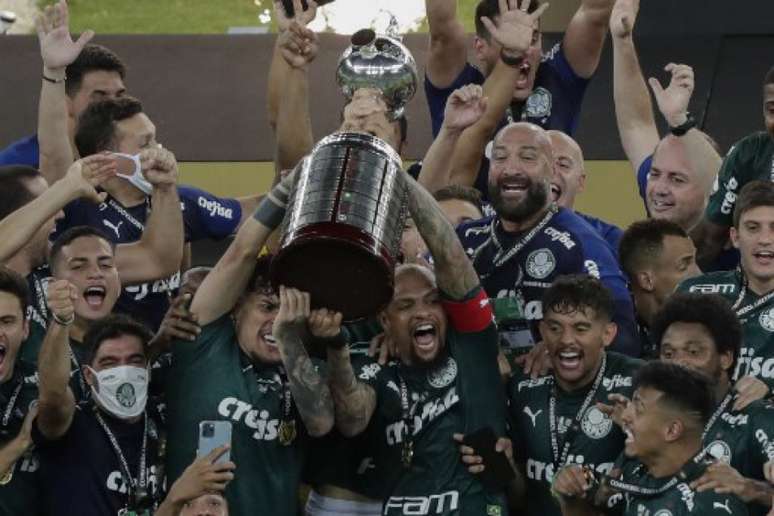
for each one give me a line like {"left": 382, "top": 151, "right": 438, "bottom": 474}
{"left": 252, "top": 197, "right": 287, "bottom": 229}
{"left": 669, "top": 114, "right": 696, "bottom": 136}
{"left": 500, "top": 48, "right": 525, "bottom": 68}
{"left": 42, "top": 73, "right": 66, "bottom": 84}
{"left": 52, "top": 312, "right": 75, "bottom": 326}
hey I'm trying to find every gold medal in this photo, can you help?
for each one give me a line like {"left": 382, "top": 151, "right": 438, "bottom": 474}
{"left": 278, "top": 419, "right": 297, "bottom": 446}
{"left": 0, "top": 464, "right": 14, "bottom": 485}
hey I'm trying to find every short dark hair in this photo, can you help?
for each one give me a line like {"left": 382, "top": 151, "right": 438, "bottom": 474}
{"left": 247, "top": 255, "right": 275, "bottom": 296}
{"left": 0, "top": 166, "right": 42, "bottom": 220}
{"left": 83, "top": 313, "right": 153, "bottom": 366}
{"left": 49, "top": 226, "right": 115, "bottom": 275}
{"left": 733, "top": 180, "right": 774, "bottom": 228}
{"left": 475, "top": 0, "right": 541, "bottom": 39}
{"left": 634, "top": 361, "right": 715, "bottom": 427}
{"left": 541, "top": 274, "right": 614, "bottom": 322}
{"left": 434, "top": 184, "right": 483, "bottom": 213}
{"left": 765, "top": 66, "right": 774, "bottom": 87}
{"left": 619, "top": 219, "right": 689, "bottom": 278}
{"left": 651, "top": 293, "right": 741, "bottom": 375}
{"left": 65, "top": 44, "right": 126, "bottom": 98}
{"left": 75, "top": 96, "right": 144, "bottom": 157}
{"left": 0, "top": 266, "right": 29, "bottom": 315}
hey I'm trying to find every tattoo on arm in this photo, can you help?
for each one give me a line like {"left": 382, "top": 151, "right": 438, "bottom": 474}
{"left": 405, "top": 174, "right": 479, "bottom": 299}
{"left": 279, "top": 329, "right": 334, "bottom": 437}
{"left": 327, "top": 347, "right": 376, "bottom": 437}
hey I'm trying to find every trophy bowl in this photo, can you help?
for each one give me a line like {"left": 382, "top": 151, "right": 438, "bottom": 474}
{"left": 271, "top": 132, "right": 408, "bottom": 321}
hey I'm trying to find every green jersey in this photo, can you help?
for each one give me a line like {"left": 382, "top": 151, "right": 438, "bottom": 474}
{"left": 508, "top": 352, "right": 642, "bottom": 516}
{"left": 702, "top": 394, "right": 774, "bottom": 516}
{"left": 706, "top": 132, "right": 774, "bottom": 226}
{"left": 165, "top": 315, "right": 309, "bottom": 516}
{"left": 368, "top": 291, "right": 507, "bottom": 516}
{"left": 0, "top": 360, "right": 41, "bottom": 516}
{"left": 603, "top": 452, "right": 749, "bottom": 515}
{"left": 678, "top": 271, "right": 774, "bottom": 388}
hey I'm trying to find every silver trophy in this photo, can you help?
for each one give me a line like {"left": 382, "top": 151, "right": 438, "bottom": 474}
{"left": 336, "top": 14, "right": 418, "bottom": 119}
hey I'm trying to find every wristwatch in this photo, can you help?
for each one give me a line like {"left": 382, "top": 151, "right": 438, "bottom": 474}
{"left": 669, "top": 113, "right": 697, "bottom": 136}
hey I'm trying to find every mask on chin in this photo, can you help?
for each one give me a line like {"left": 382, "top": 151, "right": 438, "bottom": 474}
{"left": 110, "top": 152, "right": 154, "bottom": 195}
{"left": 88, "top": 365, "right": 149, "bottom": 419}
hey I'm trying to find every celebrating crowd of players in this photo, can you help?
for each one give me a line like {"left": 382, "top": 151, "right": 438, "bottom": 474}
{"left": 0, "top": 0, "right": 773, "bottom": 514}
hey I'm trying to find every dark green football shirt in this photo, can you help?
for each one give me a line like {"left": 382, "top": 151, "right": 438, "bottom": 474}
{"left": 0, "top": 360, "right": 41, "bottom": 516}
{"left": 165, "top": 315, "right": 309, "bottom": 516}
{"left": 678, "top": 271, "right": 774, "bottom": 389}
{"left": 365, "top": 297, "right": 507, "bottom": 516}
{"left": 508, "top": 351, "right": 642, "bottom": 516}
{"left": 706, "top": 132, "right": 774, "bottom": 226}
{"left": 603, "top": 452, "right": 749, "bottom": 515}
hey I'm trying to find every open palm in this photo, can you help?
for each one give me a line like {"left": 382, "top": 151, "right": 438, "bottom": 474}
{"left": 36, "top": 0, "right": 94, "bottom": 70}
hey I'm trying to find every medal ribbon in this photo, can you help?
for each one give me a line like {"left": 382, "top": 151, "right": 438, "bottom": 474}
{"left": 548, "top": 354, "right": 608, "bottom": 468}
{"left": 94, "top": 410, "right": 149, "bottom": 509}
{"left": 605, "top": 449, "right": 710, "bottom": 497}
{"left": 107, "top": 198, "right": 148, "bottom": 232}
{"left": 397, "top": 372, "right": 416, "bottom": 468}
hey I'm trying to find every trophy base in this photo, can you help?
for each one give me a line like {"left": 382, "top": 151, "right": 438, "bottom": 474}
{"left": 271, "top": 222, "right": 395, "bottom": 321}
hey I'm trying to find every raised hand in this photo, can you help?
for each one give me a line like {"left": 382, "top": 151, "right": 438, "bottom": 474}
{"left": 732, "top": 375, "right": 769, "bottom": 411}
{"left": 278, "top": 20, "right": 319, "bottom": 68}
{"left": 141, "top": 146, "right": 178, "bottom": 189}
{"left": 596, "top": 393, "right": 630, "bottom": 428}
{"left": 551, "top": 464, "right": 593, "bottom": 499}
{"left": 35, "top": 0, "right": 94, "bottom": 72}
{"left": 273, "top": 0, "right": 318, "bottom": 33}
{"left": 691, "top": 462, "right": 752, "bottom": 502}
{"left": 453, "top": 433, "right": 515, "bottom": 475}
{"left": 308, "top": 308, "right": 343, "bottom": 339}
{"left": 443, "top": 85, "right": 488, "bottom": 133}
{"left": 273, "top": 286, "right": 311, "bottom": 341}
{"left": 610, "top": 0, "right": 640, "bottom": 40}
{"left": 153, "top": 293, "right": 201, "bottom": 349}
{"left": 479, "top": 0, "right": 549, "bottom": 56}
{"left": 64, "top": 154, "right": 117, "bottom": 204}
{"left": 46, "top": 280, "right": 78, "bottom": 325}
{"left": 649, "top": 63, "right": 695, "bottom": 127}
{"left": 166, "top": 446, "right": 235, "bottom": 505}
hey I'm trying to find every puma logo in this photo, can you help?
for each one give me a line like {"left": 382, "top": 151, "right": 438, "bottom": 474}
{"left": 523, "top": 406, "right": 542, "bottom": 427}
{"left": 713, "top": 499, "right": 732, "bottom": 514}
{"left": 102, "top": 219, "right": 124, "bottom": 239}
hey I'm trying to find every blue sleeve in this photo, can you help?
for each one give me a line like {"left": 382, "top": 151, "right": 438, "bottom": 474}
{"left": 178, "top": 185, "right": 242, "bottom": 241}
{"left": 541, "top": 43, "right": 590, "bottom": 134}
{"left": 50, "top": 198, "right": 88, "bottom": 242}
{"left": 636, "top": 155, "right": 652, "bottom": 204}
{"left": 0, "top": 135, "right": 40, "bottom": 168}
{"left": 424, "top": 63, "right": 485, "bottom": 138}
{"left": 580, "top": 242, "right": 640, "bottom": 357}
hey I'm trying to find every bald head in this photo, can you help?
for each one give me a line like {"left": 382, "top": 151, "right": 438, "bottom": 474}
{"left": 494, "top": 122, "right": 554, "bottom": 159}
{"left": 547, "top": 130, "right": 586, "bottom": 209}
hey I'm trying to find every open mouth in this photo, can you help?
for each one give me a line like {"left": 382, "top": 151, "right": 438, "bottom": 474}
{"left": 753, "top": 250, "right": 774, "bottom": 264}
{"left": 515, "top": 62, "right": 531, "bottom": 89}
{"left": 0, "top": 343, "right": 6, "bottom": 368}
{"left": 649, "top": 198, "right": 674, "bottom": 213}
{"left": 624, "top": 426, "right": 634, "bottom": 445}
{"left": 413, "top": 323, "right": 437, "bottom": 350}
{"left": 261, "top": 331, "right": 277, "bottom": 349}
{"left": 500, "top": 178, "right": 530, "bottom": 197}
{"left": 550, "top": 183, "right": 562, "bottom": 202}
{"left": 84, "top": 286, "right": 106, "bottom": 309}
{"left": 556, "top": 350, "right": 582, "bottom": 371}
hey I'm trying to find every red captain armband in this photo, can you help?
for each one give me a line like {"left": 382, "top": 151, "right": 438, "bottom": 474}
{"left": 442, "top": 288, "right": 494, "bottom": 333}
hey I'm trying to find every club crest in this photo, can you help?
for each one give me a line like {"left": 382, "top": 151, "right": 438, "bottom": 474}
{"left": 116, "top": 383, "right": 136, "bottom": 408}
{"left": 526, "top": 249, "right": 556, "bottom": 279}
{"left": 581, "top": 406, "right": 612, "bottom": 439}
{"left": 427, "top": 357, "right": 458, "bottom": 389}
{"left": 759, "top": 307, "right": 774, "bottom": 332}
{"left": 525, "top": 87, "right": 552, "bottom": 119}
{"left": 706, "top": 440, "right": 732, "bottom": 463}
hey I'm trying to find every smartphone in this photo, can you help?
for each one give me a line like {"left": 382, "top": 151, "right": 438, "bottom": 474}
{"left": 282, "top": 0, "right": 335, "bottom": 17}
{"left": 463, "top": 427, "right": 516, "bottom": 490}
{"left": 197, "top": 421, "right": 232, "bottom": 465}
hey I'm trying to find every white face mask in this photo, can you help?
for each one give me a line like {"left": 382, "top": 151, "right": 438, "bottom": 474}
{"left": 110, "top": 152, "right": 154, "bottom": 195}
{"left": 88, "top": 365, "right": 149, "bottom": 419}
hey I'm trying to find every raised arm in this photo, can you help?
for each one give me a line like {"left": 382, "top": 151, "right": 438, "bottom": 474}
{"left": 35, "top": 0, "right": 93, "bottom": 184}
{"left": 0, "top": 155, "right": 114, "bottom": 264}
{"left": 562, "top": 0, "right": 615, "bottom": 79}
{"left": 326, "top": 344, "right": 377, "bottom": 437}
{"left": 113, "top": 147, "right": 184, "bottom": 285}
{"left": 0, "top": 405, "right": 37, "bottom": 479}
{"left": 610, "top": 0, "right": 659, "bottom": 172}
{"left": 36, "top": 280, "right": 78, "bottom": 440}
{"left": 418, "top": 85, "right": 487, "bottom": 192}
{"left": 648, "top": 63, "right": 721, "bottom": 199}
{"left": 448, "top": 0, "right": 549, "bottom": 188}
{"left": 406, "top": 174, "right": 479, "bottom": 300}
{"left": 273, "top": 287, "right": 335, "bottom": 437}
{"left": 425, "top": 0, "right": 468, "bottom": 89}
{"left": 191, "top": 172, "right": 295, "bottom": 326}
{"left": 275, "top": 21, "right": 317, "bottom": 174}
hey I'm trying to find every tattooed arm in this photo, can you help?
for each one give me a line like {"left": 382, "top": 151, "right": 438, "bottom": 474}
{"left": 273, "top": 287, "right": 334, "bottom": 437}
{"left": 405, "top": 174, "right": 480, "bottom": 300}
{"left": 326, "top": 345, "right": 377, "bottom": 437}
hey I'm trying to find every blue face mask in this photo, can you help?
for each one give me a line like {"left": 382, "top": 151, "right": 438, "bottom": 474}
{"left": 110, "top": 152, "right": 154, "bottom": 195}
